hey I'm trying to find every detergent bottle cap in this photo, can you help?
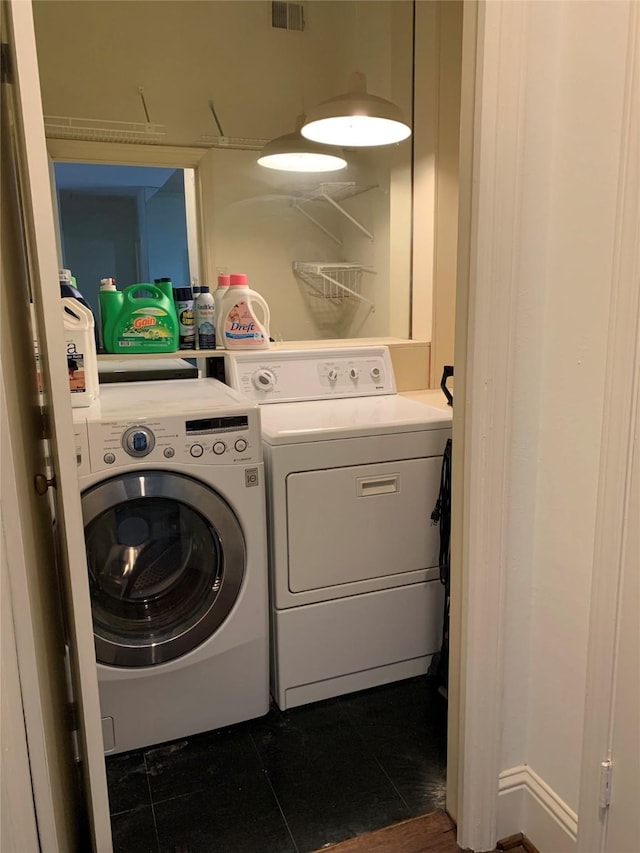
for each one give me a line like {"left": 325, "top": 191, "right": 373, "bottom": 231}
{"left": 217, "top": 274, "right": 231, "bottom": 287}
{"left": 174, "top": 287, "right": 193, "bottom": 301}
{"left": 229, "top": 273, "right": 248, "bottom": 286}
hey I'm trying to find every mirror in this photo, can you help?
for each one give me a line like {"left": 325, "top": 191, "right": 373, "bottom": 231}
{"left": 53, "top": 162, "right": 198, "bottom": 324}
{"left": 33, "top": 0, "right": 416, "bottom": 343}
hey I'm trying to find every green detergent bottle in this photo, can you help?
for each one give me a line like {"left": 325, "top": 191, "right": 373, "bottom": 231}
{"left": 100, "top": 280, "right": 179, "bottom": 354}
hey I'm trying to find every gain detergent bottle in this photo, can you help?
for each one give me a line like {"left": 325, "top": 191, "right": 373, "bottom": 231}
{"left": 100, "top": 280, "right": 179, "bottom": 354}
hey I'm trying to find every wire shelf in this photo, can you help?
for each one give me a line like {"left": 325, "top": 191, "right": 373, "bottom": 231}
{"left": 198, "top": 135, "right": 270, "bottom": 150}
{"left": 44, "top": 116, "right": 165, "bottom": 144}
{"left": 300, "top": 182, "right": 378, "bottom": 204}
{"left": 292, "top": 262, "right": 375, "bottom": 336}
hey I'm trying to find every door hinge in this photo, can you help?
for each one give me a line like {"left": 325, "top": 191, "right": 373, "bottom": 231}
{"left": 68, "top": 700, "right": 79, "bottom": 734}
{"left": 1, "top": 43, "right": 13, "bottom": 84}
{"left": 67, "top": 702, "right": 81, "bottom": 764}
{"left": 40, "top": 408, "right": 51, "bottom": 440}
{"left": 64, "top": 645, "right": 82, "bottom": 764}
{"left": 599, "top": 759, "right": 613, "bottom": 809}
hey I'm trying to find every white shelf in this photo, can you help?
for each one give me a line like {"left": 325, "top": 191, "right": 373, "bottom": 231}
{"left": 98, "top": 350, "right": 219, "bottom": 361}
{"left": 44, "top": 115, "right": 165, "bottom": 145}
{"left": 292, "top": 182, "right": 377, "bottom": 245}
{"left": 299, "top": 182, "right": 377, "bottom": 203}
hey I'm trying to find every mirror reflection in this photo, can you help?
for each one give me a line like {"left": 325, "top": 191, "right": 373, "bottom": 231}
{"left": 33, "top": 0, "right": 414, "bottom": 342}
{"left": 54, "top": 163, "right": 194, "bottom": 324}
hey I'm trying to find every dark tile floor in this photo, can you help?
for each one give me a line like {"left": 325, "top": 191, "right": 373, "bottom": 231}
{"left": 106, "top": 675, "right": 448, "bottom": 853}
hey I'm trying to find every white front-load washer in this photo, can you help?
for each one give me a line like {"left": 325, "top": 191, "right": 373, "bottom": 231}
{"left": 223, "top": 347, "right": 453, "bottom": 710}
{"left": 73, "top": 378, "right": 269, "bottom": 753}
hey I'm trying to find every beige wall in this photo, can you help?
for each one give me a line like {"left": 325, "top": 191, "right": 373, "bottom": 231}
{"left": 33, "top": 0, "right": 422, "bottom": 345}
{"left": 430, "top": 1, "right": 462, "bottom": 387}
{"left": 32, "top": 1, "right": 413, "bottom": 148}
{"left": 33, "top": 0, "right": 462, "bottom": 373}
{"left": 412, "top": 0, "right": 462, "bottom": 391}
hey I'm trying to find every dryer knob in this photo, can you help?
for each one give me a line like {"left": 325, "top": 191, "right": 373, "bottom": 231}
{"left": 327, "top": 368, "right": 339, "bottom": 383}
{"left": 252, "top": 369, "right": 276, "bottom": 392}
{"left": 370, "top": 366, "right": 382, "bottom": 381}
{"left": 349, "top": 367, "right": 359, "bottom": 381}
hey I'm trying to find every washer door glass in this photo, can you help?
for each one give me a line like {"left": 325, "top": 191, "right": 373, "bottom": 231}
{"left": 82, "top": 471, "right": 245, "bottom": 667}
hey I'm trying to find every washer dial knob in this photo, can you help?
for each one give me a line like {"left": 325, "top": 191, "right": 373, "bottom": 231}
{"left": 370, "top": 366, "right": 382, "bottom": 381}
{"left": 252, "top": 369, "right": 277, "bottom": 392}
{"left": 213, "top": 441, "right": 226, "bottom": 455}
{"left": 327, "top": 368, "right": 339, "bottom": 383}
{"left": 349, "top": 367, "right": 359, "bottom": 381}
{"left": 122, "top": 426, "right": 155, "bottom": 457}
{"left": 235, "top": 438, "right": 248, "bottom": 453}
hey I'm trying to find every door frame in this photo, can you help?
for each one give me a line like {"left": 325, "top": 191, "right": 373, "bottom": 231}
{"left": 577, "top": 4, "right": 640, "bottom": 847}
{"left": 451, "top": 2, "right": 640, "bottom": 850}
{"left": 447, "top": 1, "right": 530, "bottom": 848}
{"left": 0, "top": 440, "right": 41, "bottom": 853}
{"left": 5, "top": 2, "right": 113, "bottom": 847}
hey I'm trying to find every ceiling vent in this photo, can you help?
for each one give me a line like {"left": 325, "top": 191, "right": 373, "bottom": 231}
{"left": 271, "top": 2, "right": 305, "bottom": 32}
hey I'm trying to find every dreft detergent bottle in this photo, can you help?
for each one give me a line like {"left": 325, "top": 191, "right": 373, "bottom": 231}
{"left": 220, "top": 274, "right": 271, "bottom": 350}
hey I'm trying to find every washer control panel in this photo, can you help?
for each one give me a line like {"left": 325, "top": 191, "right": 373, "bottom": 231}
{"left": 224, "top": 346, "right": 396, "bottom": 404}
{"left": 85, "top": 408, "right": 262, "bottom": 472}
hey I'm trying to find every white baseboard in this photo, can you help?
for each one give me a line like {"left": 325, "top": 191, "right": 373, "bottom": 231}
{"left": 498, "top": 765, "right": 578, "bottom": 852}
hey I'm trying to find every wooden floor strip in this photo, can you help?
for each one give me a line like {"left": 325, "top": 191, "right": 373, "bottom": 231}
{"left": 314, "top": 810, "right": 460, "bottom": 853}
{"left": 313, "top": 811, "right": 532, "bottom": 853}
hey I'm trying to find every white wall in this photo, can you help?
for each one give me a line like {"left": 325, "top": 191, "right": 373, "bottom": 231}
{"left": 497, "top": 1, "right": 631, "bottom": 845}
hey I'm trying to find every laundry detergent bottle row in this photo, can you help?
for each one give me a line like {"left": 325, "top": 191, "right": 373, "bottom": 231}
{"left": 219, "top": 274, "right": 270, "bottom": 350}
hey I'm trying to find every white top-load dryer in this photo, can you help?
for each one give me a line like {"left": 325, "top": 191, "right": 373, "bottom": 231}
{"left": 73, "top": 378, "right": 269, "bottom": 753}
{"left": 224, "top": 347, "right": 452, "bottom": 710}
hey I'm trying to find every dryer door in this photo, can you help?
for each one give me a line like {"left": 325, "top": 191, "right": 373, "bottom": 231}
{"left": 82, "top": 471, "right": 245, "bottom": 667}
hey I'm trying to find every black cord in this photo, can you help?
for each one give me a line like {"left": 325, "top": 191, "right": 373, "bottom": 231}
{"left": 429, "top": 437, "right": 452, "bottom": 693}
{"left": 431, "top": 438, "right": 452, "bottom": 588}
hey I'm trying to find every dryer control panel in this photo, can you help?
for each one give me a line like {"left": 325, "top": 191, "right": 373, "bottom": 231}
{"left": 224, "top": 346, "right": 396, "bottom": 404}
{"left": 84, "top": 410, "right": 262, "bottom": 472}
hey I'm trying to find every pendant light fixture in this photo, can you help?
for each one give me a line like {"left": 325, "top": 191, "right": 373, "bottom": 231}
{"left": 301, "top": 72, "right": 411, "bottom": 148}
{"left": 257, "top": 114, "right": 348, "bottom": 173}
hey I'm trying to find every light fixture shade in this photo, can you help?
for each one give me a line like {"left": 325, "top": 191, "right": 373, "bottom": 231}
{"left": 301, "top": 72, "right": 411, "bottom": 148}
{"left": 257, "top": 115, "right": 347, "bottom": 172}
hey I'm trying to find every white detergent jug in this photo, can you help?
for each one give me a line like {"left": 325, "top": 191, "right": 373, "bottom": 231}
{"left": 220, "top": 274, "right": 271, "bottom": 350}
{"left": 214, "top": 274, "right": 230, "bottom": 347}
{"left": 62, "top": 297, "right": 99, "bottom": 407}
